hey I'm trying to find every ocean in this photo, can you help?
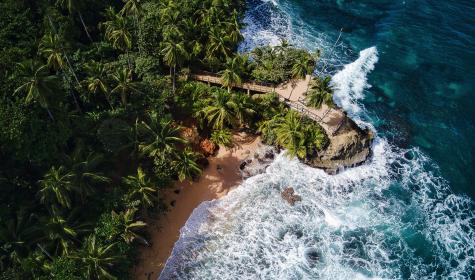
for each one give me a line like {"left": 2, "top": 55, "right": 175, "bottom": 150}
{"left": 160, "top": 0, "right": 475, "bottom": 279}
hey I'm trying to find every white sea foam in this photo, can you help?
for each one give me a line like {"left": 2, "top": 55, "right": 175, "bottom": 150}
{"left": 331, "top": 46, "right": 379, "bottom": 119}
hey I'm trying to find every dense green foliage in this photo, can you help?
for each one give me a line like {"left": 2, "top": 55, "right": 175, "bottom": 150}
{"left": 0, "top": 0, "right": 329, "bottom": 279}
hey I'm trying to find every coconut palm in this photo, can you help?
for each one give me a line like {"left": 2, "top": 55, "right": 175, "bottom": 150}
{"left": 112, "top": 208, "right": 147, "bottom": 245}
{"left": 226, "top": 10, "right": 243, "bottom": 45}
{"left": 38, "top": 33, "right": 66, "bottom": 72}
{"left": 0, "top": 210, "right": 42, "bottom": 267}
{"left": 161, "top": 38, "right": 188, "bottom": 93}
{"left": 137, "top": 112, "right": 185, "bottom": 159}
{"left": 232, "top": 93, "right": 256, "bottom": 125}
{"left": 291, "top": 55, "right": 314, "bottom": 79}
{"left": 110, "top": 67, "right": 138, "bottom": 106}
{"left": 219, "top": 56, "right": 244, "bottom": 93}
{"left": 211, "top": 128, "right": 233, "bottom": 147}
{"left": 207, "top": 27, "right": 232, "bottom": 59}
{"left": 275, "top": 110, "right": 307, "bottom": 158}
{"left": 120, "top": 0, "right": 143, "bottom": 53}
{"left": 62, "top": 147, "right": 111, "bottom": 202}
{"left": 123, "top": 167, "right": 157, "bottom": 209}
{"left": 200, "top": 90, "right": 238, "bottom": 130}
{"left": 102, "top": 9, "right": 132, "bottom": 58}
{"left": 43, "top": 210, "right": 90, "bottom": 256}
{"left": 73, "top": 235, "right": 121, "bottom": 280}
{"left": 14, "top": 60, "right": 60, "bottom": 121}
{"left": 173, "top": 147, "right": 202, "bottom": 182}
{"left": 83, "top": 61, "right": 112, "bottom": 108}
{"left": 120, "top": 0, "right": 142, "bottom": 19}
{"left": 56, "top": 0, "right": 93, "bottom": 42}
{"left": 38, "top": 166, "right": 75, "bottom": 210}
{"left": 306, "top": 76, "right": 334, "bottom": 109}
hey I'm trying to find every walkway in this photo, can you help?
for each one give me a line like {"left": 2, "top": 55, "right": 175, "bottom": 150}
{"left": 190, "top": 72, "right": 346, "bottom": 136}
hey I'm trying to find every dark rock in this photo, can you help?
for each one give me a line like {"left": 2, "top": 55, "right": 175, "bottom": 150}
{"left": 307, "top": 116, "right": 374, "bottom": 174}
{"left": 174, "top": 189, "right": 180, "bottom": 194}
{"left": 196, "top": 157, "right": 209, "bottom": 168}
{"left": 170, "top": 200, "right": 176, "bottom": 207}
{"left": 239, "top": 161, "right": 247, "bottom": 170}
{"left": 264, "top": 150, "right": 275, "bottom": 159}
{"left": 281, "top": 187, "right": 302, "bottom": 206}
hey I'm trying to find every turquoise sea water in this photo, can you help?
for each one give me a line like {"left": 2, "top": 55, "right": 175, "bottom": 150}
{"left": 160, "top": 1, "right": 475, "bottom": 279}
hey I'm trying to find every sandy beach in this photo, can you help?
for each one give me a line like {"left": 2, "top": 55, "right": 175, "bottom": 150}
{"left": 133, "top": 132, "right": 262, "bottom": 280}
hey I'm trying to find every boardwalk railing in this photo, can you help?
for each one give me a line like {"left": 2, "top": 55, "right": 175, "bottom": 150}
{"left": 191, "top": 71, "right": 276, "bottom": 93}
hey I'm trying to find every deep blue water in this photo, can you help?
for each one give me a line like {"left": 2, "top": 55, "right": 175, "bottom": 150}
{"left": 159, "top": 1, "right": 475, "bottom": 279}
{"left": 242, "top": 0, "right": 475, "bottom": 197}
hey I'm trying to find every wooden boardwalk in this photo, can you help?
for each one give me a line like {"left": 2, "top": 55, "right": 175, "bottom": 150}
{"left": 190, "top": 72, "right": 346, "bottom": 136}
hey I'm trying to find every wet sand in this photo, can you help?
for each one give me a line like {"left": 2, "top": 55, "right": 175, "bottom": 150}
{"left": 133, "top": 132, "right": 261, "bottom": 280}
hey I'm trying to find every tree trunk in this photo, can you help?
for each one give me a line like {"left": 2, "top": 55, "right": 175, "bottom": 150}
{"left": 46, "top": 108, "right": 55, "bottom": 121}
{"left": 78, "top": 11, "right": 93, "bottom": 43}
{"left": 105, "top": 92, "right": 114, "bottom": 110}
{"left": 47, "top": 15, "right": 82, "bottom": 112}
{"left": 121, "top": 91, "right": 127, "bottom": 107}
{"left": 127, "top": 50, "right": 132, "bottom": 71}
{"left": 172, "top": 66, "right": 176, "bottom": 93}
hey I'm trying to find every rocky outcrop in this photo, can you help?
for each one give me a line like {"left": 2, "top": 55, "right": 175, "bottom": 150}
{"left": 239, "top": 146, "right": 278, "bottom": 179}
{"left": 281, "top": 187, "right": 302, "bottom": 206}
{"left": 307, "top": 116, "right": 374, "bottom": 174}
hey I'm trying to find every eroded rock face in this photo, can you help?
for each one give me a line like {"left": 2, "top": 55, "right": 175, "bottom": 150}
{"left": 281, "top": 187, "right": 302, "bottom": 206}
{"left": 308, "top": 116, "right": 374, "bottom": 174}
{"left": 199, "top": 138, "right": 218, "bottom": 157}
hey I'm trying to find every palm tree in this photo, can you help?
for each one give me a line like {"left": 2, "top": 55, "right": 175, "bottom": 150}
{"left": 14, "top": 60, "right": 60, "bottom": 121}
{"left": 306, "top": 76, "right": 334, "bottom": 109}
{"left": 207, "top": 27, "right": 232, "bottom": 59}
{"left": 137, "top": 112, "right": 185, "bottom": 159}
{"left": 291, "top": 55, "right": 314, "bottom": 80}
{"left": 232, "top": 93, "right": 256, "bottom": 125}
{"left": 120, "top": 0, "right": 143, "bottom": 53}
{"left": 275, "top": 111, "right": 307, "bottom": 158}
{"left": 173, "top": 147, "right": 202, "bottom": 182}
{"left": 123, "top": 167, "right": 157, "bottom": 210}
{"left": 219, "top": 55, "right": 244, "bottom": 93}
{"left": 43, "top": 211, "right": 90, "bottom": 256}
{"left": 210, "top": 128, "right": 233, "bottom": 147}
{"left": 161, "top": 38, "right": 188, "bottom": 93}
{"left": 102, "top": 9, "right": 132, "bottom": 67}
{"left": 38, "top": 33, "right": 66, "bottom": 71}
{"left": 62, "top": 147, "right": 110, "bottom": 202}
{"left": 112, "top": 208, "right": 148, "bottom": 245}
{"left": 200, "top": 90, "right": 238, "bottom": 130}
{"left": 226, "top": 9, "right": 243, "bottom": 45}
{"left": 41, "top": 21, "right": 82, "bottom": 111}
{"left": 83, "top": 61, "right": 113, "bottom": 108}
{"left": 38, "top": 166, "right": 75, "bottom": 210}
{"left": 0, "top": 210, "right": 42, "bottom": 267}
{"left": 56, "top": 0, "right": 93, "bottom": 42}
{"left": 73, "top": 235, "right": 121, "bottom": 280}
{"left": 110, "top": 67, "right": 138, "bottom": 106}
{"left": 120, "top": 0, "right": 142, "bottom": 20}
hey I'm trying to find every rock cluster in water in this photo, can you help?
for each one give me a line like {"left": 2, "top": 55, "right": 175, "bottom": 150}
{"left": 239, "top": 145, "right": 278, "bottom": 179}
{"left": 281, "top": 187, "right": 302, "bottom": 206}
{"left": 307, "top": 115, "right": 374, "bottom": 174}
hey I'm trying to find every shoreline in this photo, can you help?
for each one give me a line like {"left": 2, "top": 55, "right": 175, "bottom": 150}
{"left": 133, "top": 132, "right": 262, "bottom": 280}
